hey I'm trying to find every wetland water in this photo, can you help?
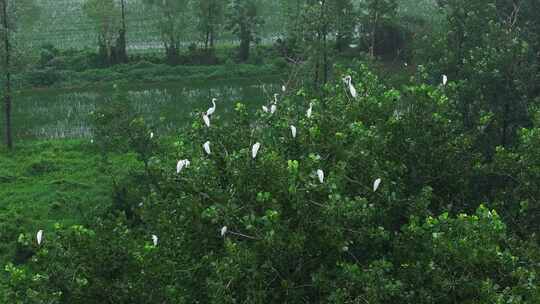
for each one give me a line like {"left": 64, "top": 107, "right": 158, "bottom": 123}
{"left": 8, "top": 78, "right": 281, "bottom": 140}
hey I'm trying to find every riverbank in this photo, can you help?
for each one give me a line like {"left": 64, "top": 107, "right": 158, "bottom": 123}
{"left": 14, "top": 61, "right": 288, "bottom": 92}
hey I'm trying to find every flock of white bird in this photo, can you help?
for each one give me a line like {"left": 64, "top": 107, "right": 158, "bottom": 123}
{"left": 37, "top": 74, "right": 450, "bottom": 246}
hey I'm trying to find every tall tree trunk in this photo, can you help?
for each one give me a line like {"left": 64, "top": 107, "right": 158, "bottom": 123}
{"left": 322, "top": 1, "right": 328, "bottom": 85}
{"left": 239, "top": 27, "right": 250, "bottom": 61}
{"left": 207, "top": 4, "right": 214, "bottom": 49}
{"left": 1, "top": 0, "right": 13, "bottom": 149}
{"left": 117, "top": 0, "right": 128, "bottom": 63}
{"left": 370, "top": 11, "right": 378, "bottom": 57}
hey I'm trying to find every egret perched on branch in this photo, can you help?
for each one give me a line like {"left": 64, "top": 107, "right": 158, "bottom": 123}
{"left": 37, "top": 230, "right": 43, "bottom": 246}
{"left": 203, "top": 114, "right": 210, "bottom": 127}
{"left": 306, "top": 103, "right": 313, "bottom": 118}
{"left": 343, "top": 75, "right": 357, "bottom": 98}
{"left": 206, "top": 98, "right": 217, "bottom": 116}
{"left": 270, "top": 104, "right": 277, "bottom": 114}
{"left": 176, "top": 159, "right": 190, "bottom": 174}
{"left": 150, "top": 132, "right": 154, "bottom": 139}
{"left": 282, "top": 85, "right": 286, "bottom": 92}
{"left": 252, "top": 142, "right": 261, "bottom": 159}
{"left": 221, "top": 226, "right": 228, "bottom": 237}
{"left": 203, "top": 141, "right": 211, "bottom": 155}
{"left": 373, "top": 178, "right": 382, "bottom": 192}
{"left": 262, "top": 103, "right": 277, "bottom": 115}
{"left": 290, "top": 125, "right": 297, "bottom": 139}
{"left": 317, "top": 169, "right": 325, "bottom": 184}
{"left": 152, "top": 235, "right": 158, "bottom": 246}
{"left": 442, "top": 75, "right": 448, "bottom": 86}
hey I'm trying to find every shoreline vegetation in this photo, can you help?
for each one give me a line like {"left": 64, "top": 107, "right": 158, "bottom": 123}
{"left": 4, "top": 44, "right": 290, "bottom": 91}
{"left": 14, "top": 62, "right": 288, "bottom": 92}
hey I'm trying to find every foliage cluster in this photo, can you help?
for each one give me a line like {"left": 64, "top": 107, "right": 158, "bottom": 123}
{"left": 18, "top": 57, "right": 284, "bottom": 89}
{"left": 3, "top": 62, "right": 540, "bottom": 302}
{"left": 2, "top": 0, "right": 540, "bottom": 302}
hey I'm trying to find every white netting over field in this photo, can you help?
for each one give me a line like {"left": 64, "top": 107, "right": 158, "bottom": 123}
{"left": 20, "top": 0, "right": 284, "bottom": 53}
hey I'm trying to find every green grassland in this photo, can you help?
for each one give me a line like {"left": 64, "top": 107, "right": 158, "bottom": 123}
{"left": 0, "top": 140, "right": 136, "bottom": 264}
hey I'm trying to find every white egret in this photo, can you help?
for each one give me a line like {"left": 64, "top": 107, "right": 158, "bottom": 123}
{"left": 176, "top": 159, "right": 190, "bottom": 174}
{"left": 221, "top": 226, "right": 228, "bottom": 237}
{"left": 152, "top": 234, "right": 158, "bottom": 246}
{"left": 150, "top": 132, "right": 154, "bottom": 139}
{"left": 262, "top": 105, "right": 269, "bottom": 113}
{"left": 317, "top": 169, "right": 324, "bottom": 184}
{"left": 442, "top": 75, "right": 448, "bottom": 86}
{"left": 206, "top": 98, "right": 217, "bottom": 116}
{"left": 373, "top": 178, "right": 382, "bottom": 192}
{"left": 37, "top": 230, "right": 43, "bottom": 245}
{"left": 282, "top": 85, "right": 286, "bottom": 92}
{"left": 252, "top": 142, "right": 261, "bottom": 159}
{"left": 306, "top": 103, "right": 313, "bottom": 118}
{"left": 270, "top": 104, "right": 277, "bottom": 114}
{"left": 290, "top": 125, "right": 297, "bottom": 139}
{"left": 203, "top": 141, "right": 211, "bottom": 155}
{"left": 203, "top": 114, "right": 210, "bottom": 127}
{"left": 273, "top": 93, "right": 279, "bottom": 104}
{"left": 343, "top": 75, "right": 357, "bottom": 98}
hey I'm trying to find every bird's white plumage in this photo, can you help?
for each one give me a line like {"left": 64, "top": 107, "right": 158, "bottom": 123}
{"left": 252, "top": 142, "right": 261, "bottom": 159}
{"left": 150, "top": 132, "right": 154, "bottom": 139}
{"left": 442, "top": 75, "right": 448, "bottom": 86}
{"left": 317, "top": 169, "right": 324, "bottom": 184}
{"left": 203, "top": 114, "right": 210, "bottom": 127}
{"left": 262, "top": 105, "right": 269, "bottom": 113}
{"left": 344, "top": 75, "right": 357, "bottom": 98}
{"left": 306, "top": 103, "right": 313, "bottom": 118}
{"left": 221, "top": 226, "right": 228, "bottom": 237}
{"left": 290, "top": 125, "right": 297, "bottom": 138}
{"left": 282, "top": 85, "right": 286, "bottom": 92}
{"left": 373, "top": 178, "right": 382, "bottom": 192}
{"left": 152, "top": 234, "right": 158, "bottom": 246}
{"left": 37, "top": 230, "right": 43, "bottom": 245}
{"left": 203, "top": 141, "right": 211, "bottom": 155}
{"left": 206, "top": 98, "right": 217, "bottom": 116}
{"left": 270, "top": 104, "right": 277, "bottom": 114}
{"left": 176, "top": 159, "right": 190, "bottom": 174}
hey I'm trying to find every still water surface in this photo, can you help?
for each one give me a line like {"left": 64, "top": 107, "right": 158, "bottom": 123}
{"left": 11, "top": 78, "right": 281, "bottom": 140}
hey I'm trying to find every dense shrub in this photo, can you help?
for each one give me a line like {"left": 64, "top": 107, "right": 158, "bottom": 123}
{"left": 24, "top": 68, "right": 64, "bottom": 87}
{"left": 5, "top": 65, "right": 539, "bottom": 303}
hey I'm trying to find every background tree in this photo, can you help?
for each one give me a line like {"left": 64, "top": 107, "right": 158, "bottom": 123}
{"left": 360, "top": 0, "right": 398, "bottom": 57}
{"left": 333, "top": 0, "right": 356, "bottom": 52}
{"left": 143, "top": 0, "right": 193, "bottom": 64}
{"left": 117, "top": 0, "right": 128, "bottom": 63}
{"left": 196, "top": 0, "right": 224, "bottom": 50}
{"left": 425, "top": 0, "right": 538, "bottom": 155}
{"left": 301, "top": 0, "right": 335, "bottom": 87}
{"left": 226, "top": 0, "right": 263, "bottom": 62}
{"left": 83, "top": 0, "right": 125, "bottom": 65}
{"left": 0, "top": 0, "right": 38, "bottom": 149}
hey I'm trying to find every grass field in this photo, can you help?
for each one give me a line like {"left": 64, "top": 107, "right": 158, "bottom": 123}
{"left": 0, "top": 140, "right": 137, "bottom": 265}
